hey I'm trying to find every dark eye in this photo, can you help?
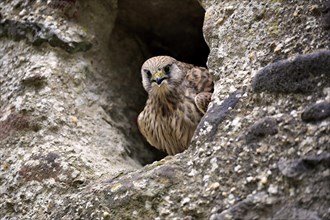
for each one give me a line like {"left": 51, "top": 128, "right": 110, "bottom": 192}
{"left": 144, "top": 69, "right": 151, "bottom": 78}
{"left": 164, "top": 65, "right": 171, "bottom": 74}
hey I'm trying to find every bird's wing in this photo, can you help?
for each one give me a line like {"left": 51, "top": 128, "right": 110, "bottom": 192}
{"left": 194, "top": 92, "right": 212, "bottom": 114}
{"left": 183, "top": 64, "right": 214, "bottom": 94}
{"left": 179, "top": 63, "right": 214, "bottom": 114}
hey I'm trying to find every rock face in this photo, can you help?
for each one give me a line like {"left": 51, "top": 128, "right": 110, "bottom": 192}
{"left": 0, "top": 0, "right": 329, "bottom": 219}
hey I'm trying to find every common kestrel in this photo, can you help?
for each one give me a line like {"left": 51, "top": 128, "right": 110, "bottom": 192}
{"left": 138, "top": 56, "right": 213, "bottom": 155}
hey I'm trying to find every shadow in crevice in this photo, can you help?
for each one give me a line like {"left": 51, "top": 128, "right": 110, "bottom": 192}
{"left": 116, "top": 0, "right": 209, "bottom": 66}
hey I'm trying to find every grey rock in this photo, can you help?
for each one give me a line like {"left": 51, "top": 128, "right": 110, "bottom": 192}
{"left": 0, "top": 19, "right": 92, "bottom": 53}
{"left": 245, "top": 117, "right": 278, "bottom": 144}
{"left": 273, "top": 206, "right": 321, "bottom": 220}
{"left": 252, "top": 51, "right": 330, "bottom": 94}
{"left": 321, "top": 1, "right": 330, "bottom": 30}
{"left": 193, "top": 90, "right": 242, "bottom": 143}
{"left": 210, "top": 192, "right": 277, "bottom": 220}
{"left": 278, "top": 153, "right": 330, "bottom": 178}
{"left": 302, "top": 101, "right": 330, "bottom": 122}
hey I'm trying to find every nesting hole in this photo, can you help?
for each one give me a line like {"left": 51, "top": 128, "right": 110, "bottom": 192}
{"left": 84, "top": 0, "right": 209, "bottom": 165}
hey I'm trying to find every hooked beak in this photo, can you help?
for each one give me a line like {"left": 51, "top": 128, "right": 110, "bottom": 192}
{"left": 151, "top": 71, "right": 167, "bottom": 86}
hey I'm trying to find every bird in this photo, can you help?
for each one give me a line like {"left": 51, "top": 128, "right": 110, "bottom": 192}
{"left": 137, "top": 56, "right": 214, "bottom": 155}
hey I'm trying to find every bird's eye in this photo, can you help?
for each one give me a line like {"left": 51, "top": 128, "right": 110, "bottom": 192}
{"left": 164, "top": 65, "right": 171, "bottom": 74}
{"left": 144, "top": 69, "right": 152, "bottom": 78}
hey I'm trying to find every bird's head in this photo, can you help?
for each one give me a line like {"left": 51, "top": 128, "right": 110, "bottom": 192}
{"left": 141, "top": 56, "right": 184, "bottom": 95}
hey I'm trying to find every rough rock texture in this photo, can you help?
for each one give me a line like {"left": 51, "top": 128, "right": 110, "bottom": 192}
{"left": 0, "top": 0, "right": 147, "bottom": 218}
{"left": 252, "top": 51, "right": 330, "bottom": 93}
{"left": 301, "top": 101, "right": 330, "bottom": 122}
{"left": 1, "top": 0, "right": 330, "bottom": 219}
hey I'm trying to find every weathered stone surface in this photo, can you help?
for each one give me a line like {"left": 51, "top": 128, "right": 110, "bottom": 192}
{"left": 0, "top": 18, "right": 92, "bottom": 53}
{"left": 1, "top": 0, "right": 330, "bottom": 219}
{"left": 321, "top": 1, "right": 330, "bottom": 29}
{"left": 273, "top": 206, "right": 321, "bottom": 220}
{"left": 210, "top": 192, "right": 278, "bottom": 220}
{"left": 0, "top": 111, "right": 31, "bottom": 140}
{"left": 245, "top": 117, "right": 278, "bottom": 144}
{"left": 0, "top": 1, "right": 142, "bottom": 219}
{"left": 193, "top": 90, "right": 242, "bottom": 143}
{"left": 278, "top": 153, "right": 330, "bottom": 178}
{"left": 252, "top": 51, "right": 330, "bottom": 93}
{"left": 302, "top": 101, "right": 330, "bottom": 122}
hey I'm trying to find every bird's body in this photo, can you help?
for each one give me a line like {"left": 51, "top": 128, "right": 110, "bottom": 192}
{"left": 138, "top": 56, "right": 213, "bottom": 155}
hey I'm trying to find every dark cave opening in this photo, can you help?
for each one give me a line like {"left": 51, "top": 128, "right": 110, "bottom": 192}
{"left": 116, "top": 0, "right": 209, "bottom": 66}
{"left": 107, "top": 0, "right": 209, "bottom": 165}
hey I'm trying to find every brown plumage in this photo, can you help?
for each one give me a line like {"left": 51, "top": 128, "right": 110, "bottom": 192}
{"left": 137, "top": 56, "right": 213, "bottom": 155}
